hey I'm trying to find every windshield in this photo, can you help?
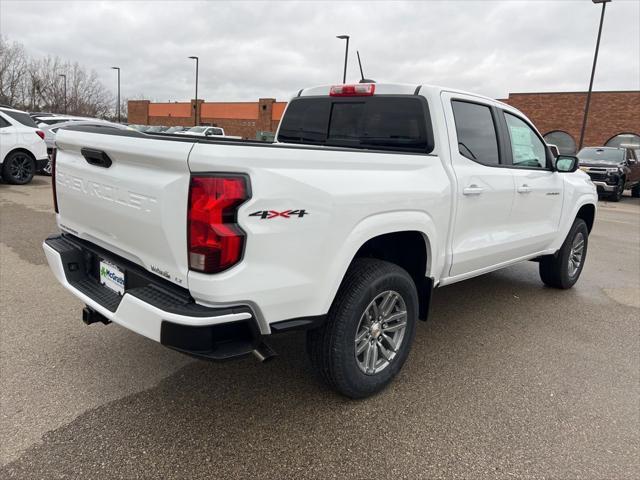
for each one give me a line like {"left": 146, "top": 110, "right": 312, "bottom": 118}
{"left": 578, "top": 148, "right": 624, "bottom": 164}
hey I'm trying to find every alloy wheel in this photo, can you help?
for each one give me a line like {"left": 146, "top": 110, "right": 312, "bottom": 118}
{"left": 354, "top": 290, "right": 408, "bottom": 375}
{"left": 8, "top": 154, "right": 34, "bottom": 182}
{"left": 568, "top": 232, "right": 585, "bottom": 278}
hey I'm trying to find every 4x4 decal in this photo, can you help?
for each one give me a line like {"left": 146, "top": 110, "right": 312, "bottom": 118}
{"left": 249, "top": 209, "right": 309, "bottom": 219}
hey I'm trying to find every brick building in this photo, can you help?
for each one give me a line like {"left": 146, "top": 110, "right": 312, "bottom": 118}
{"left": 501, "top": 90, "right": 640, "bottom": 154}
{"left": 127, "top": 98, "right": 287, "bottom": 139}
{"left": 129, "top": 90, "right": 639, "bottom": 149}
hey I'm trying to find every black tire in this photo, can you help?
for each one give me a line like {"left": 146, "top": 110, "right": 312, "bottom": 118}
{"left": 539, "top": 218, "right": 589, "bottom": 289}
{"left": 306, "top": 258, "right": 418, "bottom": 399}
{"left": 2, "top": 151, "right": 36, "bottom": 185}
{"left": 609, "top": 177, "right": 625, "bottom": 202}
{"left": 631, "top": 185, "right": 640, "bottom": 198}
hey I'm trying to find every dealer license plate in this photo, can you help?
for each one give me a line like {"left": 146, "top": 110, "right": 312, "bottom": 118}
{"left": 99, "top": 259, "right": 125, "bottom": 295}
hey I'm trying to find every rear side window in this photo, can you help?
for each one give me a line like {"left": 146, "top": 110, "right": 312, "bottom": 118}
{"left": 0, "top": 109, "right": 38, "bottom": 128}
{"left": 451, "top": 100, "right": 500, "bottom": 165}
{"left": 278, "top": 96, "right": 433, "bottom": 153}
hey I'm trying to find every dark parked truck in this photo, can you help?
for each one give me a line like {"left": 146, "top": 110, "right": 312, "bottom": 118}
{"left": 578, "top": 146, "right": 640, "bottom": 201}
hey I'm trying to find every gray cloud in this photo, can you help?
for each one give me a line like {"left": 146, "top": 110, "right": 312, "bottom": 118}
{"left": 2, "top": 0, "right": 638, "bottom": 102}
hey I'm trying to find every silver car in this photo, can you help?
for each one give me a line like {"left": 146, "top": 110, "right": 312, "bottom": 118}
{"left": 40, "top": 120, "right": 126, "bottom": 174}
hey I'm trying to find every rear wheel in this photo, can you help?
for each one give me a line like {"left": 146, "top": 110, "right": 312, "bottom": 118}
{"left": 2, "top": 151, "right": 35, "bottom": 185}
{"left": 306, "top": 258, "right": 418, "bottom": 398}
{"left": 539, "top": 218, "right": 588, "bottom": 289}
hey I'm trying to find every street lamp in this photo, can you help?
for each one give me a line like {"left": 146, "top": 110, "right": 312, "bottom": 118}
{"left": 336, "top": 35, "right": 350, "bottom": 83}
{"left": 58, "top": 73, "right": 67, "bottom": 114}
{"left": 111, "top": 67, "right": 121, "bottom": 123}
{"left": 578, "top": 0, "right": 612, "bottom": 150}
{"left": 188, "top": 56, "right": 199, "bottom": 126}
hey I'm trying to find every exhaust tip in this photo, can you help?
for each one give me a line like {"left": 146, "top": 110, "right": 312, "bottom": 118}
{"left": 252, "top": 342, "right": 277, "bottom": 363}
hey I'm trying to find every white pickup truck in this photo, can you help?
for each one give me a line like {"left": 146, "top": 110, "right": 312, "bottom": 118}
{"left": 44, "top": 83, "right": 597, "bottom": 398}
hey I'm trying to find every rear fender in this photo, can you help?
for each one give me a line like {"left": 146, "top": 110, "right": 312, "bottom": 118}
{"left": 321, "top": 210, "right": 437, "bottom": 313}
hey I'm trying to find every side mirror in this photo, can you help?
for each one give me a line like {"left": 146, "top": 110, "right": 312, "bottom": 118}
{"left": 555, "top": 155, "right": 579, "bottom": 173}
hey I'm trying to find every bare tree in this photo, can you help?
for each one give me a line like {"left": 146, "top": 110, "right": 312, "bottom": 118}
{"left": 0, "top": 37, "right": 115, "bottom": 118}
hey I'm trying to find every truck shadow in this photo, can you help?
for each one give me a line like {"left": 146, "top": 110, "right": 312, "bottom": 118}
{"left": 1, "top": 264, "right": 618, "bottom": 479}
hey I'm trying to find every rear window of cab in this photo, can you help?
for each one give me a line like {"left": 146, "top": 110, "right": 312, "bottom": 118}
{"left": 278, "top": 96, "right": 434, "bottom": 154}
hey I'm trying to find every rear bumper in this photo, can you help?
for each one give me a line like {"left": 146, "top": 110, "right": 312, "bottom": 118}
{"left": 43, "top": 234, "right": 263, "bottom": 360}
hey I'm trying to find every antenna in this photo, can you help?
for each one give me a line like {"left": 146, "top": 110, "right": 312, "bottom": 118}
{"left": 356, "top": 50, "right": 376, "bottom": 84}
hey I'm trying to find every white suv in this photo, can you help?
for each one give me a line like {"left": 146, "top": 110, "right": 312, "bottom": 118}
{"left": 0, "top": 107, "right": 48, "bottom": 184}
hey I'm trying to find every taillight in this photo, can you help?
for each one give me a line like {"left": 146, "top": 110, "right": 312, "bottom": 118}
{"left": 36, "top": 130, "right": 45, "bottom": 140}
{"left": 329, "top": 83, "right": 375, "bottom": 97}
{"left": 188, "top": 175, "right": 249, "bottom": 273}
{"left": 51, "top": 148, "right": 58, "bottom": 213}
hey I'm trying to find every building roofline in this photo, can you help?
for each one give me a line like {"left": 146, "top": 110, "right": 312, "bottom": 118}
{"left": 504, "top": 90, "right": 639, "bottom": 97}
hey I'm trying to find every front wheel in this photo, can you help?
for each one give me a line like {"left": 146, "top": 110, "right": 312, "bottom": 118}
{"left": 539, "top": 218, "right": 589, "bottom": 289}
{"left": 609, "top": 177, "right": 625, "bottom": 202}
{"left": 306, "top": 259, "right": 418, "bottom": 398}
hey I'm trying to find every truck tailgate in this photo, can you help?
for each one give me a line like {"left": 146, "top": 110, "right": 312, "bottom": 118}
{"left": 54, "top": 128, "right": 194, "bottom": 287}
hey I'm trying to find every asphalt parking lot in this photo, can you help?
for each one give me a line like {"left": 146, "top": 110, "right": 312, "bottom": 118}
{"left": 1, "top": 177, "right": 638, "bottom": 479}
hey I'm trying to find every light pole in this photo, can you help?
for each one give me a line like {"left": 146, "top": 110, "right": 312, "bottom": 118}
{"left": 58, "top": 73, "right": 67, "bottom": 114}
{"left": 111, "top": 66, "right": 121, "bottom": 123}
{"left": 188, "top": 56, "right": 199, "bottom": 126}
{"left": 336, "top": 35, "right": 350, "bottom": 83}
{"left": 578, "top": 0, "right": 611, "bottom": 150}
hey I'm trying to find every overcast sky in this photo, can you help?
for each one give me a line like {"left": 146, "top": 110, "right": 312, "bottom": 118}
{"left": 1, "top": 0, "right": 639, "bottom": 102}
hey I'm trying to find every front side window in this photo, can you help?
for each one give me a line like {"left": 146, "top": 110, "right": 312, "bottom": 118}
{"left": 0, "top": 115, "right": 11, "bottom": 128}
{"left": 451, "top": 100, "right": 499, "bottom": 165}
{"left": 504, "top": 112, "right": 547, "bottom": 169}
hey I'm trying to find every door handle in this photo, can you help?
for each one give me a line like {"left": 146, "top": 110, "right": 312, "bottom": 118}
{"left": 463, "top": 184, "right": 484, "bottom": 196}
{"left": 81, "top": 148, "right": 112, "bottom": 168}
{"left": 517, "top": 184, "right": 532, "bottom": 194}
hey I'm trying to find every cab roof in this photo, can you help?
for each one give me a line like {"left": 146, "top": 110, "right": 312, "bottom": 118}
{"left": 297, "top": 83, "right": 508, "bottom": 106}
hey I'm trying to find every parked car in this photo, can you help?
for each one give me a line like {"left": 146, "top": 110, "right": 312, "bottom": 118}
{"left": 547, "top": 144, "right": 560, "bottom": 158}
{"left": 145, "top": 125, "right": 169, "bottom": 133}
{"left": 33, "top": 115, "right": 98, "bottom": 128}
{"left": 127, "top": 124, "right": 150, "bottom": 132}
{"left": 44, "top": 83, "right": 597, "bottom": 398}
{"left": 577, "top": 146, "right": 640, "bottom": 200}
{"left": 40, "top": 120, "right": 126, "bottom": 174}
{"left": 164, "top": 126, "right": 190, "bottom": 133}
{"left": 0, "top": 107, "right": 48, "bottom": 184}
{"left": 29, "top": 111, "right": 56, "bottom": 121}
{"left": 177, "top": 126, "right": 225, "bottom": 136}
